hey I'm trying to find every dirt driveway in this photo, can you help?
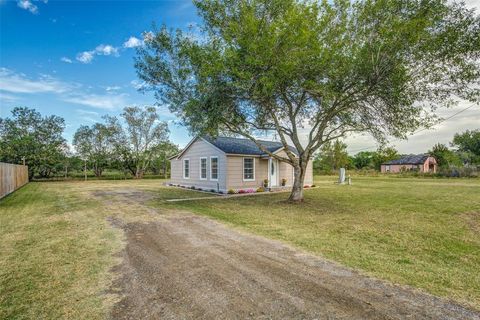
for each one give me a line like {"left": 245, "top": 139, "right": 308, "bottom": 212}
{"left": 98, "top": 190, "right": 479, "bottom": 320}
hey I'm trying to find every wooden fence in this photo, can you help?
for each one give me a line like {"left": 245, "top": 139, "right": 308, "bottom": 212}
{"left": 0, "top": 162, "right": 29, "bottom": 199}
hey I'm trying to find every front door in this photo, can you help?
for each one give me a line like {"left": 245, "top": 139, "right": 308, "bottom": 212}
{"left": 270, "top": 159, "right": 278, "bottom": 187}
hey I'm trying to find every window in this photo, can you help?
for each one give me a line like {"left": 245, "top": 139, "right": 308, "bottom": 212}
{"left": 183, "top": 159, "right": 190, "bottom": 179}
{"left": 210, "top": 157, "right": 218, "bottom": 180}
{"left": 243, "top": 158, "right": 255, "bottom": 181}
{"left": 200, "top": 157, "right": 207, "bottom": 180}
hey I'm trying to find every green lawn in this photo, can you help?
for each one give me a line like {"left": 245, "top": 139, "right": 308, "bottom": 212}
{"left": 0, "top": 180, "right": 207, "bottom": 319}
{"left": 158, "top": 176, "right": 480, "bottom": 309}
{"left": 0, "top": 177, "right": 479, "bottom": 319}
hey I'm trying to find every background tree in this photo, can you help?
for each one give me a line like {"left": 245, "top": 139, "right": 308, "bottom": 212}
{"left": 72, "top": 122, "right": 116, "bottom": 177}
{"left": 149, "top": 141, "right": 180, "bottom": 177}
{"left": 451, "top": 130, "right": 480, "bottom": 165}
{"left": 352, "top": 151, "right": 376, "bottom": 170}
{"left": 428, "top": 143, "right": 462, "bottom": 168}
{"left": 107, "top": 106, "right": 170, "bottom": 178}
{"left": 372, "top": 147, "right": 399, "bottom": 170}
{"left": 0, "top": 107, "right": 66, "bottom": 179}
{"left": 314, "top": 140, "right": 351, "bottom": 174}
{"left": 136, "top": 0, "right": 480, "bottom": 201}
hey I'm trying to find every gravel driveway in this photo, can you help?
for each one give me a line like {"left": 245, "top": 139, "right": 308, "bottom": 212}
{"left": 104, "top": 198, "right": 479, "bottom": 320}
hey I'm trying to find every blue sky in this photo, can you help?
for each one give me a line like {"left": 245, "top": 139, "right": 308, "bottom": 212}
{"left": 1, "top": 0, "right": 479, "bottom": 153}
{"left": 0, "top": 0, "right": 199, "bottom": 147}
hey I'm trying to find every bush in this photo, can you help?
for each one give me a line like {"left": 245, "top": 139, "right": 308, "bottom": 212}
{"left": 281, "top": 178, "right": 287, "bottom": 186}
{"left": 311, "top": 184, "right": 316, "bottom": 187}
{"left": 304, "top": 185, "right": 310, "bottom": 188}
{"left": 256, "top": 187, "right": 265, "bottom": 192}
{"left": 227, "top": 189, "right": 235, "bottom": 194}
{"left": 210, "top": 189, "right": 216, "bottom": 193}
{"left": 263, "top": 179, "right": 269, "bottom": 187}
{"left": 238, "top": 189, "right": 246, "bottom": 194}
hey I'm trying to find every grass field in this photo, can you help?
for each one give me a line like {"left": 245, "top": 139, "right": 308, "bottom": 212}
{"left": 159, "top": 176, "right": 480, "bottom": 309}
{"left": 0, "top": 177, "right": 479, "bottom": 318}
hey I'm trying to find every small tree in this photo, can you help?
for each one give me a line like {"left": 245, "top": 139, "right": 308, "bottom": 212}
{"left": 352, "top": 151, "right": 376, "bottom": 170}
{"left": 429, "top": 143, "right": 462, "bottom": 168}
{"left": 136, "top": 0, "right": 480, "bottom": 201}
{"left": 452, "top": 130, "right": 480, "bottom": 165}
{"left": 73, "top": 122, "right": 116, "bottom": 177}
{"left": 314, "top": 140, "right": 351, "bottom": 173}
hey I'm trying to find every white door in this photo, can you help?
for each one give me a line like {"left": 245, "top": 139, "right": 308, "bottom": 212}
{"left": 270, "top": 159, "right": 278, "bottom": 187}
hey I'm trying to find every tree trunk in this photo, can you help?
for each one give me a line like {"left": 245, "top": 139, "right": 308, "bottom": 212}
{"left": 135, "top": 167, "right": 144, "bottom": 179}
{"left": 288, "top": 162, "right": 307, "bottom": 202}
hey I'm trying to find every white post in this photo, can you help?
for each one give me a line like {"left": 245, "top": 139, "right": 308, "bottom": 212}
{"left": 339, "top": 168, "right": 346, "bottom": 184}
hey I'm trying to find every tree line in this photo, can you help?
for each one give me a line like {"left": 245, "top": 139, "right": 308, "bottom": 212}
{"left": 314, "top": 131, "right": 480, "bottom": 176}
{"left": 0, "top": 106, "right": 179, "bottom": 180}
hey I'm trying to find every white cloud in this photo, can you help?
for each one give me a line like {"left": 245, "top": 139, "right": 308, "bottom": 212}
{"left": 130, "top": 79, "right": 146, "bottom": 90}
{"left": 0, "top": 92, "right": 20, "bottom": 102}
{"left": 17, "top": 0, "right": 38, "bottom": 14}
{"left": 63, "top": 93, "right": 129, "bottom": 110}
{"left": 123, "top": 36, "right": 143, "bottom": 48}
{"left": 60, "top": 57, "right": 72, "bottom": 63}
{"left": 0, "top": 68, "right": 71, "bottom": 94}
{"left": 95, "top": 44, "right": 119, "bottom": 56}
{"left": 75, "top": 44, "right": 119, "bottom": 64}
{"left": 76, "top": 51, "right": 95, "bottom": 64}
{"left": 105, "top": 85, "right": 121, "bottom": 91}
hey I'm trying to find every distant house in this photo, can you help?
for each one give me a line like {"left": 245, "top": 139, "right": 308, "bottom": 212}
{"left": 169, "top": 136, "right": 313, "bottom": 193}
{"left": 381, "top": 154, "right": 437, "bottom": 173}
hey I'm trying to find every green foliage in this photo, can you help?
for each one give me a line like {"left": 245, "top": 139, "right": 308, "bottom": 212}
{"left": 428, "top": 143, "right": 462, "bottom": 168}
{"left": 0, "top": 107, "right": 66, "bottom": 179}
{"left": 352, "top": 151, "right": 376, "bottom": 169}
{"left": 73, "top": 122, "right": 118, "bottom": 177}
{"left": 135, "top": 0, "right": 480, "bottom": 200}
{"left": 452, "top": 129, "right": 480, "bottom": 164}
{"left": 314, "top": 140, "right": 352, "bottom": 174}
{"left": 372, "top": 147, "right": 399, "bottom": 170}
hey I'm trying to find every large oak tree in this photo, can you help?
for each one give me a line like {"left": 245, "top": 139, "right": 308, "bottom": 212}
{"left": 136, "top": 0, "right": 480, "bottom": 201}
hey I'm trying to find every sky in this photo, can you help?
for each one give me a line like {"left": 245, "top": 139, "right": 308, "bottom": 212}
{"left": 0, "top": 0, "right": 479, "bottom": 155}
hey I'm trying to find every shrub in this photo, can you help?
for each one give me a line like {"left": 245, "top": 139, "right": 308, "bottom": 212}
{"left": 263, "top": 179, "right": 269, "bottom": 187}
{"left": 281, "top": 178, "right": 287, "bottom": 186}
{"left": 245, "top": 189, "right": 256, "bottom": 193}
{"left": 210, "top": 189, "right": 216, "bottom": 193}
{"left": 256, "top": 187, "right": 265, "bottom": 192}
{"left": 190, "top": 186, "right": 196, "bottom": 190}
{"left": 227, "top": 189, "right": 235, "bottom": 194}
{"left": 311, "top": 184, "right": 316, "bottom": 187}
{"left": 304, "top": 185, "right": 310, "bottom": 188}
{"left": 238, "top": 189, "right": 246, "bottom": 194}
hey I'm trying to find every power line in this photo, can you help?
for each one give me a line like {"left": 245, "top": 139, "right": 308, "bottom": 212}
{"left": 348, "top": 103, "right": 479, "bottom": 154}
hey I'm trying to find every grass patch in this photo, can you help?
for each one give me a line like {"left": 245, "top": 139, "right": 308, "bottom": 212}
{"left": 0, "top": 180, "right": 206, "bottom": 319}
{"left": 159, "top": 176, "right": 480, "bottom": 309}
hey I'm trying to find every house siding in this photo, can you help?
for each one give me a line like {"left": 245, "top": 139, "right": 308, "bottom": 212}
{"left": 170, "top": 138, "right": 227, "bottom": 192}
{"left": 381, "top": 156, "right": 437, "bottom": 173}
{"left": 226, "top": 156, "right": 268, "bottom": 190}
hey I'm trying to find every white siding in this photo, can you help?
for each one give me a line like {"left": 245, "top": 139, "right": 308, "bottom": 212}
{"left": 169, "top": 138, "right": 227, "bottom": 192}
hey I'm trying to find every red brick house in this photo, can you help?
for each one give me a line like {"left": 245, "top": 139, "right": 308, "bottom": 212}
{"left": 381, "top": 154, "right": 437, "bottom": 173}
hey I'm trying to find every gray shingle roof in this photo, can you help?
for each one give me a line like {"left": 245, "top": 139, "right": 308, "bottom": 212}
{"left": 202, "top": 136, "right": 297, "bottom": 156}
{"left": 383, "top": 154, "right": 430, "bottom": 165}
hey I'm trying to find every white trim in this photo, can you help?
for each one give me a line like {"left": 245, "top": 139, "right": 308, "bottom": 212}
{"left": 183, "top": 158, "right": 190, "bottom": 179}
{"left": 268, "top": 158, "right": 278, "bottom": 187}
{"left": 199, "top": 157, "right": 207, "bottom": 180}
{"left": 243, "top": 157, "right": 255, "bottom": 181}
{"left": 210, "top": 156, "right": 218, "bottom": 181}
{"left": 225, "top": 153, "right": 261, "bottom": 157}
